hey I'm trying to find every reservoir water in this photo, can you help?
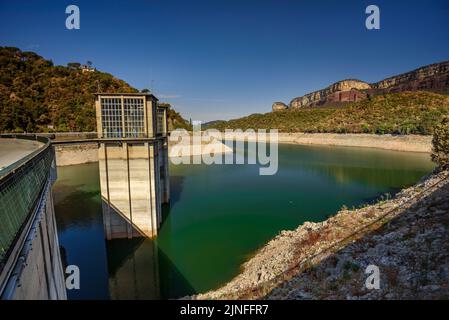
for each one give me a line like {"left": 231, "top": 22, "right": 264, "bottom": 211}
{"left": 53, "top": 143, "right": 434, "bottom": 299}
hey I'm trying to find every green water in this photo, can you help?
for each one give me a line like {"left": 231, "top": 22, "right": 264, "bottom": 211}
{"left": 53, "top": 143, "right": 434, "bottom": 299}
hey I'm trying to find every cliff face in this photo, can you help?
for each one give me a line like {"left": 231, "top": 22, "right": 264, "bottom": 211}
{"left": 289, "top": 80, "right": 370, "bottom": 109}
{"left": 371, "top": 61, "right": 449, "bottom": 93}
{"left": 279, "top": 61, "right": 449, "bottom": 111}
{"left": 272, "top": 102, "right": 289, "bottom": 112}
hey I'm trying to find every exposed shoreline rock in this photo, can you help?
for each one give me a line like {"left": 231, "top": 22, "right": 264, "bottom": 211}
{"left": 194, "top": 169, "right": 449, "bottom": 300}
{"left": 277, "top": 133, "right": 432, "bottom": 153}
{"left": 231, "top": 133, "right": 432, "bottom": 153}
{"left": 272, "top": 102, "right": 289, "bottom": 112}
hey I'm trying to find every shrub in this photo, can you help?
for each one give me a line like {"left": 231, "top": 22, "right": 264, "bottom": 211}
{"left": 431, "top": 116, "right": 449, "bottom": 169}
{"left": 211, "top": 92, "right": 449, "bottom": 135}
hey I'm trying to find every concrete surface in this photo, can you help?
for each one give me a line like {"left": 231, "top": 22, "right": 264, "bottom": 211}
{"left": 0, "top": 139, "right": 43, "bottom": 172}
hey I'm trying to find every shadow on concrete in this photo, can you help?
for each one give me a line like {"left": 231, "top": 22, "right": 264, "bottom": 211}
{"left": 101, "top": 197, "right": 148, "bottom": 238}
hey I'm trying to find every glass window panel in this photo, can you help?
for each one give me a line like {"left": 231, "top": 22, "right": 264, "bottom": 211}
{"left": 124, "top": 98, "right": 145, "bottom": 138}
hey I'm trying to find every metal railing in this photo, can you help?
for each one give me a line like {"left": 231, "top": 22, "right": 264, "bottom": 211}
{"left": 1, "top": 132, "right": 98, "bottom": 142}
{"left": 0, "top": 135, "right": 55, "bottom": 266}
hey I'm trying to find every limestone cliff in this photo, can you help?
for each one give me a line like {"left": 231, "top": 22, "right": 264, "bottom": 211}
{"left": 371, "top": 61, "right": 449, "bottom": 93}
{"left": 289, "top": 80, "right": 370, "bottom": 109}
{"left": 272, "top": 102, "right": 289, "bottom": 112}
{"left": 280, "top": 61, "right": 449, "bottom": 111}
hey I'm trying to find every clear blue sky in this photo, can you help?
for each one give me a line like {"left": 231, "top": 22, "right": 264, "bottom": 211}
{"left": 1, "top": 0, "right": 448, "bottom": 121}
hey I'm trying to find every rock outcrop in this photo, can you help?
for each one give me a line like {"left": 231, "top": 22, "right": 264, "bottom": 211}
{"left": 290, "top": 80, "right": 370, "bottom": 109}
{"left": 272, "top": 102, "right": 289, "bottom": 112}
{"left": 276, "top": 61, "right": 449, "bottom": 111}
{"left": 371, "top": 61, "right": 449, "bottom": 93}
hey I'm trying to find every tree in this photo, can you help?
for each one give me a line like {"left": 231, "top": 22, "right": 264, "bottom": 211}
{"left": 432, "top": 116, "right": 449, "bottom": 170}
{"left": 67, "top": 62, "right": 81, "bottom": 69}
{"left": 141, "top": 88, "right": 150, "bottom": 93}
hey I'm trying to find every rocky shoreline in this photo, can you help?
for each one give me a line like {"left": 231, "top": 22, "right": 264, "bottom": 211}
{"left": 234, "top": 133, "right": 432, "bottom": 153}
{"left": 195, "top": 169, "right": 449, "bottom": 300}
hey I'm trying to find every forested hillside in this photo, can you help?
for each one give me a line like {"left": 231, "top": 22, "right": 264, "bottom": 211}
{"left": 0, "top": 47, "right": 189, "bottom": 132}
{"left": 210, "top": 91, "right": 449, "bottom": 135}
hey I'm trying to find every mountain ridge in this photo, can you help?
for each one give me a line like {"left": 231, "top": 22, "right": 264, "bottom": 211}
{"left": 275, "top": 61, "right": 449, "bottom": 111}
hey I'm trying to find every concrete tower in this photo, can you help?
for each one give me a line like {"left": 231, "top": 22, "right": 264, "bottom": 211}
{"left": 95, "top": 93, "right": 170, "bottom": 239}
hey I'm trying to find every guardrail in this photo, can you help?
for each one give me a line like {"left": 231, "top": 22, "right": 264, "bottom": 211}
{"left": 0, "top": 135, "right": 55, "bottom": 268}
{"left": 1, "top": 132, "right": 98, "bottom": 142}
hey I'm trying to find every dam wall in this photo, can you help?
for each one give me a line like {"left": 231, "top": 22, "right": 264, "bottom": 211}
{"left": 4, "top": 191, "right": 67, "bottom": 300}
{"left": 0, "top": 136, "right": 66, "bottom": 300}
{"left": 98, "top": 140, "right": 168, "bottom": 239}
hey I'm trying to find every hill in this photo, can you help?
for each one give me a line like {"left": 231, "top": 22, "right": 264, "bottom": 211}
{"left": 0, "top": 47, "right": 189, "bottom": 132}
{"left": 211, "top": 91, "right": 449, "bottom": 135}
{"left": 159, "top": 102, "right": 191, "bottom": 131}
{"left": 283, "top": 61, "right": 449, "bottom": 110}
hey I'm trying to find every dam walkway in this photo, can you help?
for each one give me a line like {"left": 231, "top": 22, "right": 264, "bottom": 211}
{"left": 0, "top": 135, "right": 66, "bottom": 300}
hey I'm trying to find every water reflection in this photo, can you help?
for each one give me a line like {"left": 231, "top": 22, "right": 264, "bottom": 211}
{"left": 107, "top": 238, "right": 160, "bottom": 299}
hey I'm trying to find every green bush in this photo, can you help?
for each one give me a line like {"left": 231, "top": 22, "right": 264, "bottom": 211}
{"left": 431, "top": 116, "right": 449, "bottom": 169}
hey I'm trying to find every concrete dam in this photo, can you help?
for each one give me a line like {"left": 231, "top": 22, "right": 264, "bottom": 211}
{"left": 0, "top": 92, "right": 171, "bottom": 299}
{"left": 0, "top": 135, "right": 66, "bottom": 300}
